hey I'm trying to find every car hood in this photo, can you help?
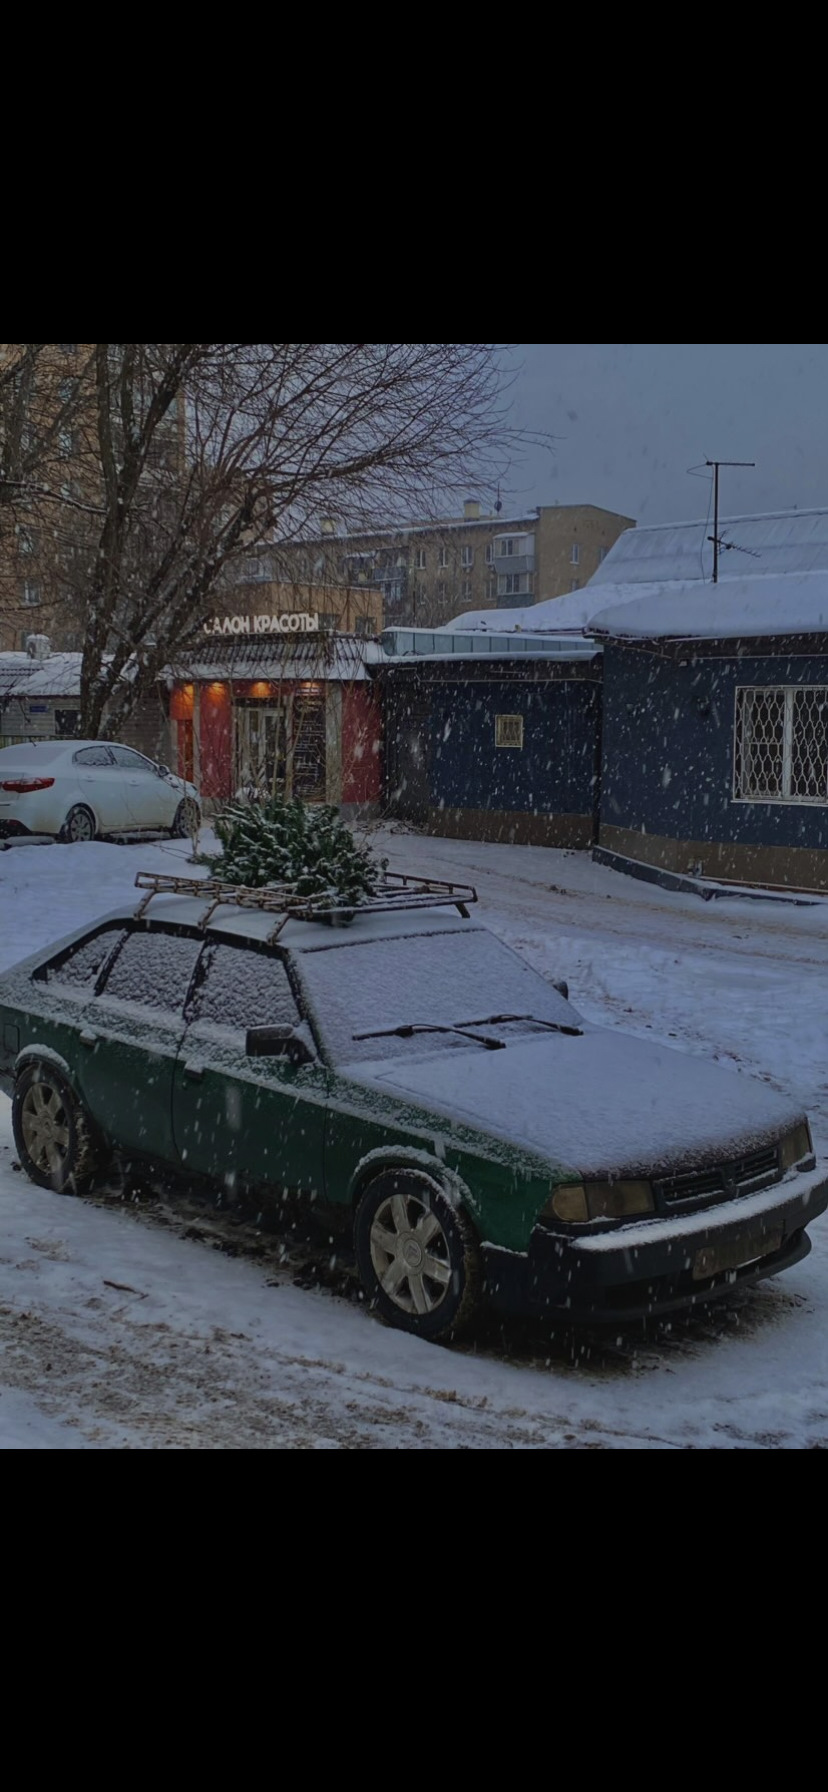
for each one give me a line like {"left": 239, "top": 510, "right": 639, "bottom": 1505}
{"left": 347, "top": 1027, "right": 805, "bottom": 1178}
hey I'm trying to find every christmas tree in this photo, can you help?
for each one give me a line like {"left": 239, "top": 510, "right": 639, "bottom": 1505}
{"left": 199, "top": 796, "right": 384, "bottom": 907}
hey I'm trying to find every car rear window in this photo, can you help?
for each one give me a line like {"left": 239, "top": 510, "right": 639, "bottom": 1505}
{"left": 38, "top": 926, "right": 128, "bottom": 989}
{"left": 98, "top": 929, "right": 203, "bottom": 1015}
{"left": 188, "top": 941, "right": 300, "bottom": 1032}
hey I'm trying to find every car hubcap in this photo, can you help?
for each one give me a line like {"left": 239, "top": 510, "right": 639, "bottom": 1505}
{"left": 21, "top": 1083, "right": 70, "bottom": 1176}
{"left": 369, "top": 1191, "right": 452, "bottom": 1315}
{"left": 69, "top": 812, "right": 92, "bottom": 841}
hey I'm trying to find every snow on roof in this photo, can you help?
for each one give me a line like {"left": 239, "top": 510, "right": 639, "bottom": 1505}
{"left": 588, "top": 570, "right": 828, "bottom": 641}
{"left": 168, "top": 635, "right": 382, "bottom": 683}
{"left": 442, "top": 587, "right": 619, "bottom": 633}
{"left": 0, "top": 652, "right": 82, "bottom": 698}
{"left": 592, "top": 506, "right": 828, "bottom": 587}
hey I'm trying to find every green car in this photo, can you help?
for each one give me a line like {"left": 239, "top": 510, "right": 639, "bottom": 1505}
{"left": 1, "top": 872, "right": 826, "bottom": 1342}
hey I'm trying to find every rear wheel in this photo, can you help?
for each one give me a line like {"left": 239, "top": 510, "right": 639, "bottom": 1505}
{"left": 171, "top": 798, "right": 201, "bottom": 838}
{"left": 354, "top": 1168, "right": 482, "bottom": 1342}
{"left": 12, "top": 1063, "right": 103, "bottom": 1193}
{"left": 60, "top": 804, "right": 96, "bottom": 844}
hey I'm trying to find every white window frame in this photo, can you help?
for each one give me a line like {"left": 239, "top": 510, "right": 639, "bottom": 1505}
{"left": 570, "top": 543, "right": 580, "bottom": 565}
{"left": 461, "top": 545, "right": 473, "bottom": 568}
{"left": 438, "top": 546, "right": 449, "bottom": 568}
{"left": 733, "top": 684, "right": 828, "bottom": 805}
{"left": 485, "top": 543, "right": 494, "bottom": 565}
{"left": 495, "top": 713, "right": 524, "bottom": 749}
{"left": 22, "top": 580, "right": 41, "bottom": 607}
{"left": 414, "top": 547, "right": 426, "bottom": 569}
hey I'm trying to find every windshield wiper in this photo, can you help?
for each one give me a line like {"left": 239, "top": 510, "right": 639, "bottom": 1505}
{"left": 461, "top": 1012, "right": 583, "bottom": 1037}
{"left": 353, "top": 1022, "right": 505, "bottom": 1051}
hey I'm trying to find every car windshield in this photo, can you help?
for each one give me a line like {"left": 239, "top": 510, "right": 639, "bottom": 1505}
{"left": 295, "top": 927, "right": 580, "bottom": 1064}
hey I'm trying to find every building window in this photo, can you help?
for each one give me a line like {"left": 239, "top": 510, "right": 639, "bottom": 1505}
{"left": 598, "top": 545, "right": 608, "bottom": 563}
{"left": 355, "top": 615, "right": 376, "bottom": 637}
{"left": 571, "top": 543, "right": 580, "bottom": 565}
{"left": 58, "top": 428, "right": 75, "bottom": 458}
{"left": 734, "top": 685, "right": 828, "bottom": 803}
{"left": 437, "top": 581, "right": 447, "bottom": 607}
{"left": 438, "top": 546, "right": 449, "bottom": 568}
{"left": 498, "top": 573, "right": 525, "bottom": 597}
{"left": 495, "top": 713, "right": 524, "bottom": 749}
{"left": 18, "top": 528, "right": 39, "bottom": 556}
{"left": 22, "top": 580, "right": 41, "bottom": 607}
{"left": 318, "top": 613, "right": 338, "bottom": 632}
{"left": 499, "top": 538, "right": 515, "bottom": 557}
{"left": 461, "top": 580, "right": 472, "bottom": 600}
{"left": 570, "top": 579, "right": 580, "bottom": 591}
{"left": 414, "top": 547, "right": 426, "bottom": 569}
{"left": 461, "top": 546, "right": 473, "bottom": 568}
{"left": 485, "top": 543, "right": 494, "bottom": 565}
{"left": 59, "top": 344, "right": 77, "bottom": 354}
{"left": 55, "top": 709, "right": 80, "bottom": 738}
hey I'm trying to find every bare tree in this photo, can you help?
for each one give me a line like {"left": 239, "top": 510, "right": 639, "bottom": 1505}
{"left": 2, "top": 344, "right": 543, "bottom": 735}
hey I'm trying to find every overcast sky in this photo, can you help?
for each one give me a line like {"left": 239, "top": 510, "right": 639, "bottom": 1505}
{"left": 499, "top": 345, "right": 828, "bottom": 529}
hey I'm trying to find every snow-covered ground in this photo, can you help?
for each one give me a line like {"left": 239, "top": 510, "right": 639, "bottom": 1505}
{"left": 2, "top": 824, "right": 828, "bottom": 1449}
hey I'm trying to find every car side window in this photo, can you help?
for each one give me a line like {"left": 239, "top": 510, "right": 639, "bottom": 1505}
{"left": 109, "top": 746, "right": 153, "bottom": 771}
{"left": 188, "top": 941, "right": 302, "bottom": 1033}
{"left": 98, "top": 929, "right": 204, "bottom": 1016}
{"left": 73, "top": 746, "right": 114, "bottom": 767}
{"left": 37, "top": 926, "right": 128, "bottom": 990}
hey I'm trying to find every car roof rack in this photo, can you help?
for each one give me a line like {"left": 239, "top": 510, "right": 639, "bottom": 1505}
{"left": 133, "top": 870, "right": 478, "bottom": 940}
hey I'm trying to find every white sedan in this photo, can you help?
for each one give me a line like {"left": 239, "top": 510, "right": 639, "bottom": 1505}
{"left": 0, "top": 740, "right": 201, "bottom": 843}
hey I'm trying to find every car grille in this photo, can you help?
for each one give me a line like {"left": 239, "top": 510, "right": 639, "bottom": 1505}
{"left": 655, "top": 1144, "right": 780, "bottom": 1208}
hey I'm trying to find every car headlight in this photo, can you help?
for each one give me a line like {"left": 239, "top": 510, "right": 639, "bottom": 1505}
{"left": 542, "top": 1180, "right": 655, "bottom": 1224}
{"left": 778, "top": 1121, "right": 814, "bottom": 1174}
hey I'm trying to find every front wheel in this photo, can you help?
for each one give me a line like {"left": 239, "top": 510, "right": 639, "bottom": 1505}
{"left": 171, "top": 797, "right": 201, "bottom": 838}
{"left": 60, "top": 804, "right": 96, "bottom": 844}
{"left": 354, "top": 1168, "right": 482, "bottom": 1342}
{"left": 12, "top": 1063, "right": 103, "bottom": 1193}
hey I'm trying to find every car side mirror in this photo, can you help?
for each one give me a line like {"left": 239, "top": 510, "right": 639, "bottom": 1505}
{"left": 246, "top": 1025, "right": 313, "bottom": 1067}
{"left": 156, "top": 763, "right": 171, "bottom": 778}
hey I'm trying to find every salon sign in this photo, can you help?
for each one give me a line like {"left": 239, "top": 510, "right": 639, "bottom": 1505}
{"left": 202, "top": 612, "right": 319, "bottom": 637}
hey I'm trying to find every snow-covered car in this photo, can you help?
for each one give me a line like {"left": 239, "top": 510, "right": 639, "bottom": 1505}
{"left": 0, "top": 740, "right": 201, "bottom": 843}
{"left": 0, "top": 871, "right": 825, "bottom": 1343}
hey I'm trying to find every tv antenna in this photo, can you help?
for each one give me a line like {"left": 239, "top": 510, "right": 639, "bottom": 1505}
{"left": 705, "top": 458, "right": 755, "bottom": 582}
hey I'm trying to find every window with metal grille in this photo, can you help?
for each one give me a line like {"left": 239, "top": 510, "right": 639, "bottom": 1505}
{"left": 495, "top": 713, "right": 524, "bottom": 749}
{"left": 734, "top": 685, "right": 828, "bottom": 803}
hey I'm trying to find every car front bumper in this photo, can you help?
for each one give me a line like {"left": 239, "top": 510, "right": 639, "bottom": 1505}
{"left": 481, "top": 1159, "right": 828, "bottom": 1324}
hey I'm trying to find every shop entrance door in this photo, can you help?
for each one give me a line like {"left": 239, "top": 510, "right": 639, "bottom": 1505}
{"left": 234, "top": 705, "right": 286, "bottom": 800}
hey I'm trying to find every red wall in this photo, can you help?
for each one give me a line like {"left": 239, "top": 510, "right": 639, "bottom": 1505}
{"left": 342, "top": 685, "right": 382, "bottom": 803}
{"left": 198, "top": 684, "right": 232, "bottom": 800}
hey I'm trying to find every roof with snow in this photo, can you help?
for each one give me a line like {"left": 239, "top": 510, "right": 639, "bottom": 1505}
{"left": 0, "top": 652, "right": 82, "bottom": 699}
{"left": 592, "top": 506, "right": 828, "bottom": 587}
{"left": 588, "top": 571, "right": 828, "bottom": 641}
{"left": 442, "top": 586, "right": 616, "bottom": 634}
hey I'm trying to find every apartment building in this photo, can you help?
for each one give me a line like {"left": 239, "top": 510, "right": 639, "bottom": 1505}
{"left": 276, "top": 499, "right": 635, "bottom": 628}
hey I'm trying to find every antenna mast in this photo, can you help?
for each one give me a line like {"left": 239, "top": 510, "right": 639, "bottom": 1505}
{"left": 705, "top": 459, "right": 755, "bottom": 582}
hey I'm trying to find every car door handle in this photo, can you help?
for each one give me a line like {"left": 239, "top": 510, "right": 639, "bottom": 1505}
{"left": 182, "top": 1061, "right": 204, "bottom": 1081}
{"left": 79, "top": 1030, "right": 98, "bottom": 1047}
